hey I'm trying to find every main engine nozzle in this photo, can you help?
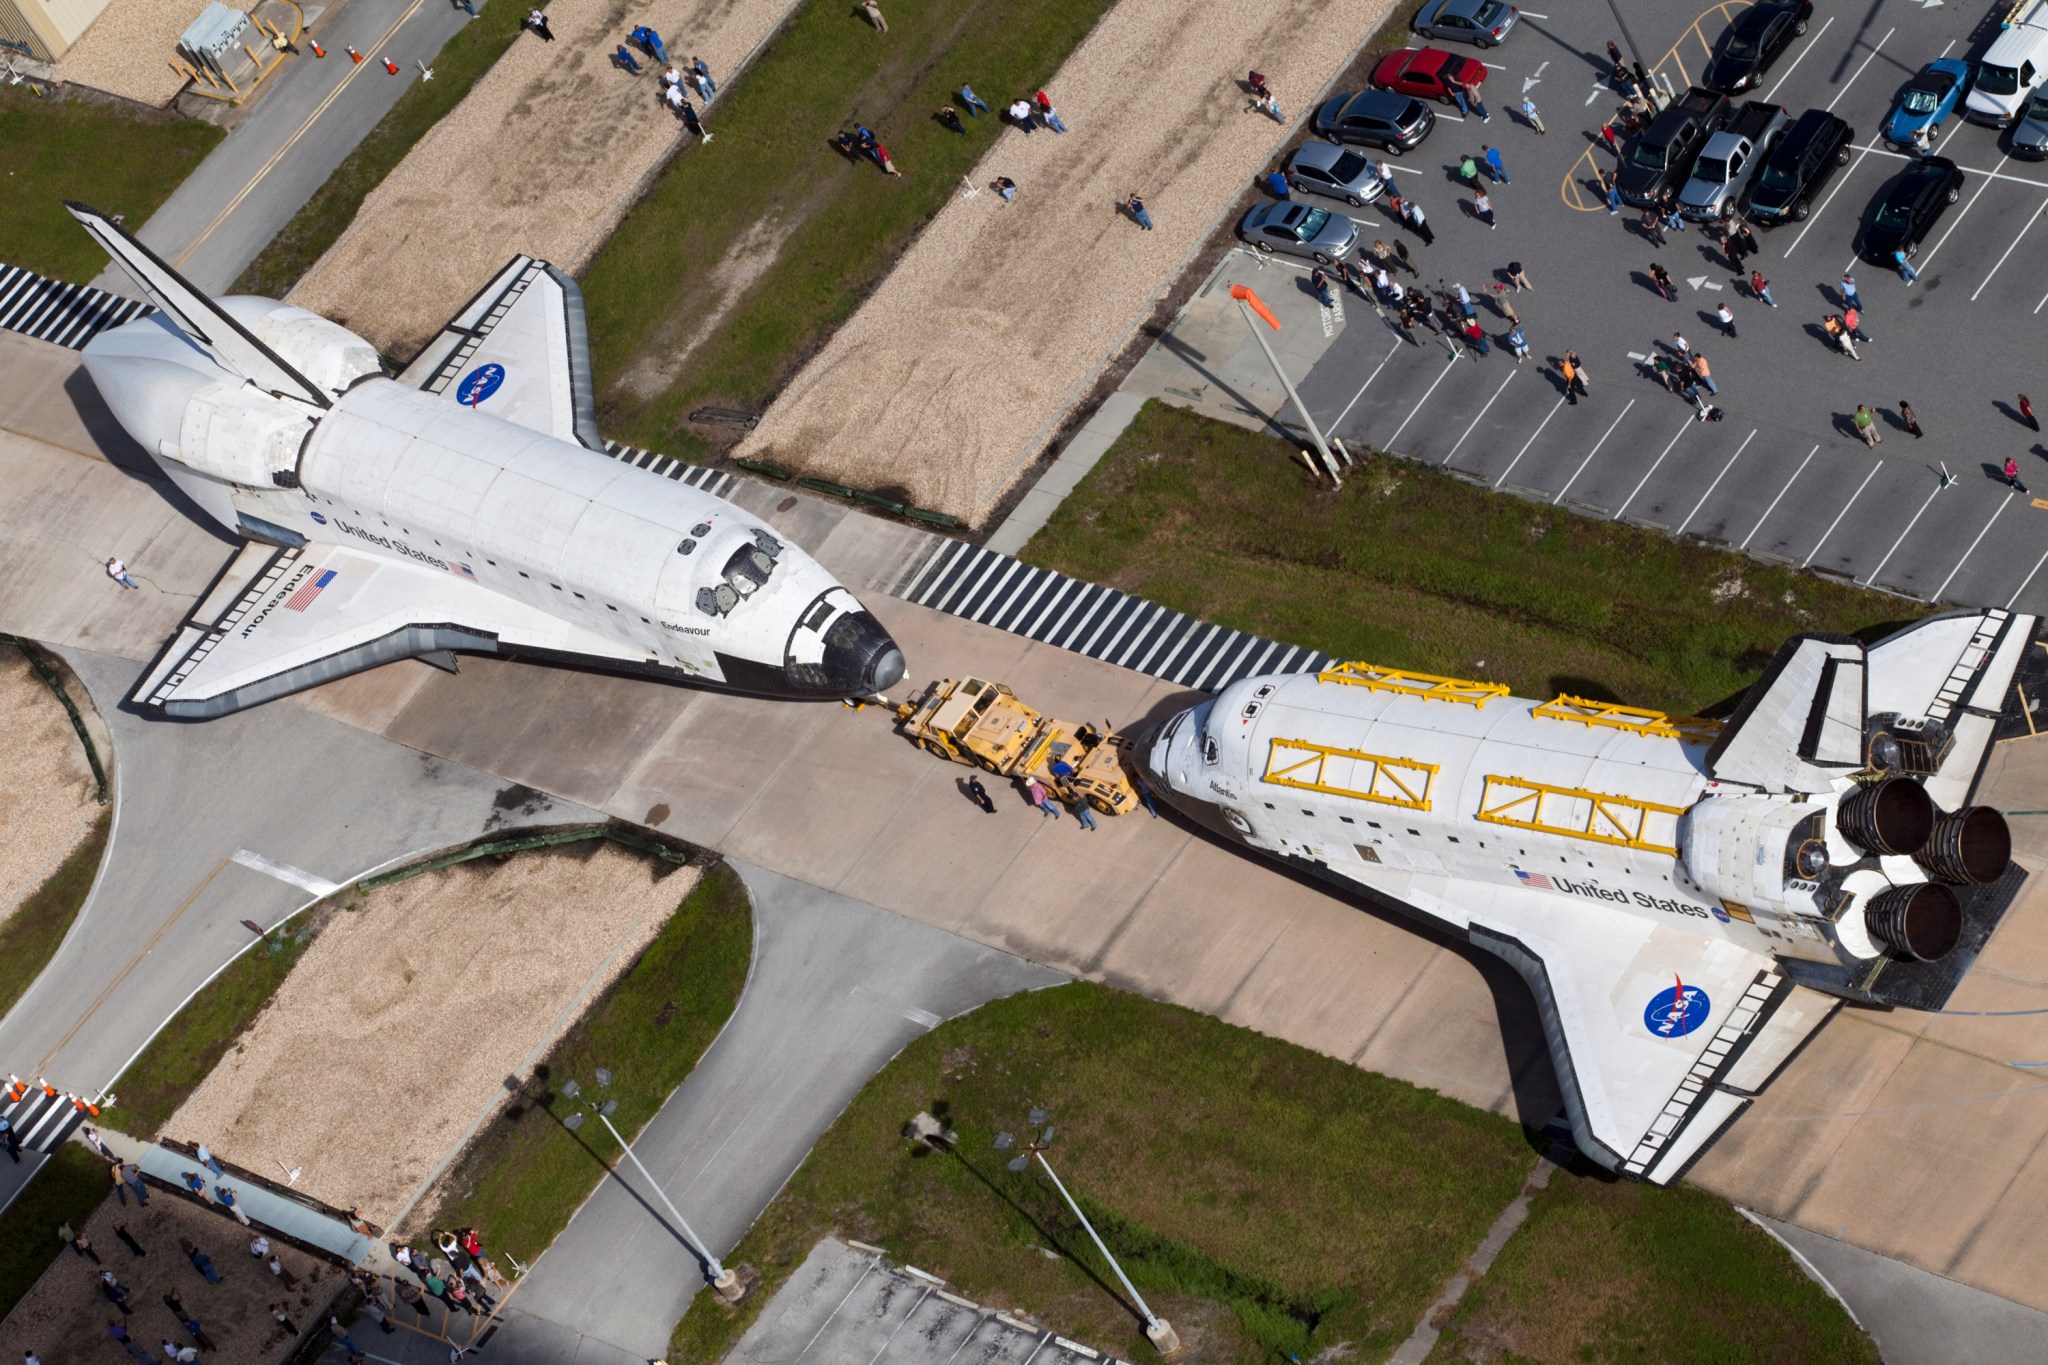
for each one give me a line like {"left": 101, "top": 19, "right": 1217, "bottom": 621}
{"left": 1837, "top": 777, "right": 1934, "bottom": 857}
{"left": 1864, "top": 882, "right": 1964, "bottom": 962}
{"left": 1913, "top": 806, "right": 2012, "bottom": 885}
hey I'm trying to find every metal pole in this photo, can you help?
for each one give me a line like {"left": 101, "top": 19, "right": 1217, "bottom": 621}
{"left": 1234, "top": 298, "right": 1342, "bottom": 487}
{"left": 1034, "top": 1152, "right": 1158, "bottom": 1328}
{"left": 1602, "top": 0, "right": 1661, "bottom": 112}
{"left": 598, "top": 1112, "right": 728, "bottom": 1284}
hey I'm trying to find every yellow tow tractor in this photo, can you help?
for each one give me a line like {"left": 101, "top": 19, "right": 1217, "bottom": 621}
{"left": 894, "top": 677, "right": 1140, "bottom": 816}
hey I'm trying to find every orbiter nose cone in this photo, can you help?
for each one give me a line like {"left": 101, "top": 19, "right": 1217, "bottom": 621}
{"left": 818, "top": 612, "right": 904, "bottom": 695}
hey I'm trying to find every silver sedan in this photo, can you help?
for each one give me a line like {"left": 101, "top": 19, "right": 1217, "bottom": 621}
{"left": 1236, "top": 201, "right": 1360, "bottom": 264}
{"left": 1285, "top": 143, "right": 1388, "bottom": 207}
{"left": 1413, "top": 0, "right": 1520, "bottom": 47}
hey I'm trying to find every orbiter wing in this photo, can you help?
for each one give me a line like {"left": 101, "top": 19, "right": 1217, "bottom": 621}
{"left": 132, "top": 538, "right": 648, "bottom": 719}
{"left": 1405, "top": 880, "right": 1839, "bottom": 1184}
{"left": 395, "top": 255, "right": 606, "bottom": 452}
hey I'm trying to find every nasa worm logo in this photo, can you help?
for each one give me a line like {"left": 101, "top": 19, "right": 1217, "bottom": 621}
{"left": 309, "top": 511, "right": 328, "bottom": 524}
{"left": 458, "top": 363, "right": 506, "bottom": 407}
{"left": 1643, "top": 979, "right": 1711, "bottom": 1038}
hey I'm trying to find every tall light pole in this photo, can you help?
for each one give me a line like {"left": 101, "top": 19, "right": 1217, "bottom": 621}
{"left": 1229, "top": 284, "right": 1343, "bottom": 488}
{"left": 1602, "top": 0, "right": 1662, "bottom": 112}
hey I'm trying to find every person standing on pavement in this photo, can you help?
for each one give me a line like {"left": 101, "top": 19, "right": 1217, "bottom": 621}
{"left": 1893, "top": 248, "right": 1918, "bottom": 284}
{"left": 1504, "top": 259, "right": 1530, "bottom": 290}
{"left": 1671, "top": 331, "right": 1691, "bottom": 362}
{"left": 1069, "top": 799, "right": 1098, "bottom": 830}
{"left": 1603, "top": 170, "right": 1622, "bottom": 215}
{"left": 1839, "top": 273, "right": 1861, "bottom": 310}
{"left": 1560, "top": 353, "right": 1582, "bottom": 404}
{"left": 1640, "top": 206, "right": 1666, "bottom": 246}
{"left": 1393, "top": 237, "right": 1417, "bottom": 274}
{"left": 1715, "top": 303, "right": 1736, "bottom": 338}
{"left": 81, "top": 1124, "right": 111, "bottom": 1160}
{"left": 1473, "top": 190, "right": 1496, "bottom": 229}
{"left": 1690, "top": 352, "right": 1719, "bottom": 395}
{"left": 1404, "top": 198, "right": 1433, "bottom": 245}
{"left": 2023, "top": 394, "right": 2040, "bottom": 431}
{"left": 395, "top": 1279, "right": 429, "bottom": 1321}
{"left": 1483, "top": 144, "right": 1508, "bottom": 183}
{"left": 1310, "top": 268, "right": 1336, "bottom": 309}
{"left": 1454, "top": 74, "right": 1488, "bottom": 121}
{"left": 1749, "top": 269, "right": 1775, "bottom": 306}
{"left": 965, "top": 776, "right": 996, "bottom": 813}
{"left": 1843, "top": 306, "right": 1868, "bottom": 343}
{"left": 1899, "top": 400, "right": 1923, "bottom": 438}
{"left": 1853, "top": 404, "right": 1882, "bottom": 447}
{"left": 1024, "top": 776, "right": 1059, "bottom": 818}
{"left": 2005, "top": 457, "right": 2030, "bottom": 493}
{"left": 1505, "top": 322, "right": 1529, "bottom": 363}
{"left": 1520, "top": 96, "right": 1546, "bottom": 132}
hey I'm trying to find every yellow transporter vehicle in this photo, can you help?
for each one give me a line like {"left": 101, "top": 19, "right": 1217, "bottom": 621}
{"left": 894, "top": 677, "right": 1140, "bottom": 815}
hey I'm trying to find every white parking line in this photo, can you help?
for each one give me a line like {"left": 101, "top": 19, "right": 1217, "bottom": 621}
{"left": 1784, "top": 146, "right": 1873, "bottom": 259}
{"left": 1740, "top": 444, "right": 1817, "bottom": 549}
{"left": 1935, "top": 493, "right": 2013, "bottom": 601}
{"left": 2009, "top": 543, "right": 2048, "bottom": 608}
{"left": 1331, "top": 337, "right": 1406, "bottom": 429}
{"left": 1802, "top": 461, "right": 1882, "bottom": 569}
{"left": 1972, "top": 189, "right": 2048, "bottom": 300}
{"left": 1385, "top": 354, "right": 1461, "bottom": 449}
{"left": 2037, "top": 286, "right": 2048, "bottom": 315}
{"left": 1553, "top": 399, "right": 1636, "bottom": 505}
{"left": 1840, "top": 141, "right": 2048, "bottom": 191}
{"left": 1921, "top": 152, "right": 2010, "bottom": 270}
{"left": 230, "top": 849, "right": 341, "bottom": 897}
{"left": 1444, "top": 369, "right": 1517, "bottom": 468}
{"left": 1861, "top": 479, "right": 1945, "bottom": 587}
{"left": 1613, "top": 416, "right": 1696, "bottom": 520}
{"left": 1825, "top": 27, "right": 1893, "bottom": 112}
{"left": 1761, "top": 15, "right": 1833, "bottom": 105}
{"left": 1678, "top": 428, "right": 1756, "bottom": 534}
{"left": 1493, "top": 395, "right": 1565, "bottom": 487}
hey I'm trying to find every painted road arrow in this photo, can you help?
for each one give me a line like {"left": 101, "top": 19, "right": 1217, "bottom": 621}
{"left": 1523, "top": 60, "right": 1549, "bottom": 93}
{"left": 1686, "top": 275, "right": 1725, "bottom": 291}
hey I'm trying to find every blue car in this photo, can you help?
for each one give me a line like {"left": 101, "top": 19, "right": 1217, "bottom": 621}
{"left": 1885, "top": 59, "right": 1971, "bottom": 149}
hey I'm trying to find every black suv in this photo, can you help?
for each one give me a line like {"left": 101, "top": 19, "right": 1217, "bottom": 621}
{"left": 1747, "top": 108, "right": 1854, "bottom": 223}
{"left": 1618, "top": 87, "right": 1734, "bottom": 207}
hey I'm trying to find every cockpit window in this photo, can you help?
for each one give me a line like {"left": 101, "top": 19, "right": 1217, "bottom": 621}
{"left": 677, "top": 538, "right": 697, "bottom": 555}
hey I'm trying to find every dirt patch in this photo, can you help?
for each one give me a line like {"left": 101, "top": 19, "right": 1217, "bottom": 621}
{"left": 0, "top": 1185, "right": 328, "bottom": 1364}
{"left": 55, "top": 0, "right": 216, "bottom": 108}
{"left": 619, "top": 211, "right": 790, "bottom": 399}
{"left": 290, "top": 0, "right": 805, "bottom": 358}
{"left": 735, "top": 0, "right": 1391, "bottom": 524}
{"left": 164, "top": 843, "right": 699, "bottom": 1225}
{"left": 0, "top": 645, "right": 100, "bottom": 930}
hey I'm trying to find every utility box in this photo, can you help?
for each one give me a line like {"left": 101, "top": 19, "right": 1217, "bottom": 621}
{"left": 178, "top": 1, "right": 248, "bottom": 75}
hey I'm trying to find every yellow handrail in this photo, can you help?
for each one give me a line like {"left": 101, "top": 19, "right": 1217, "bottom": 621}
{"left": 1475, "top": 774, "right": 1685, "bottom": 855}
{"left": 1317, "top": 661, "right": 1508, "bottom": 708}
{"left": 1532, "top": 695, "right": 1722, "bottom": 743}
{"left": 1263, "top": 739, "right": 1438, "bottom": 810}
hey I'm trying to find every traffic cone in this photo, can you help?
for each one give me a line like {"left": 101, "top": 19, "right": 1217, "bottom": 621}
{"left": 346, "top": 44, "right": 362, "bottom": 63}
{"left": 381, "top": 55, "right": 398, "bottom": 74}
{"left": 5, "top": 1075, "right": 23, "bottom": 1102}
{"left": 38, "top": 1076, "right": 57, "bottom": 1098}
{"left": 311, "top": 39, "right": 325, "bottom": 58}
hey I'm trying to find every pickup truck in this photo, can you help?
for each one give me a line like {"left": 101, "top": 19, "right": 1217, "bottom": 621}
{"left": 1618, "top": 87, "right": 1734, "bottom": 208}
{"left": 1677, "top": 101, "right": 1792, "bottom": 220}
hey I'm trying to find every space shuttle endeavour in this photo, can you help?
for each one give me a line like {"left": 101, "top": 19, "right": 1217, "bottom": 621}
{"left": 1143, "top": 613, "right": 2041, "bottom": 1183}
{"left": 66, "top": 202, "right": 905, "bottom": 717}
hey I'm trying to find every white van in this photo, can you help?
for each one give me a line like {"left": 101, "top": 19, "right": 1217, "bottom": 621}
{"left": 1968, "top": 0, "right": 2048, "bottom": 124}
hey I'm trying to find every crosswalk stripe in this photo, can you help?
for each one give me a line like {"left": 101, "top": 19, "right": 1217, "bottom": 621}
{"left": 0, "top": 265, "right": 153, "bottom": 350}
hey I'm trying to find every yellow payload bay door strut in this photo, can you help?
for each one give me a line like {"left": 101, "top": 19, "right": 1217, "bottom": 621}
{"left": 1475, "top": 774, "right": 1685, "bottom": 855}
{"left": 1262, "top": 738, "right": 1438, "bottom": 811}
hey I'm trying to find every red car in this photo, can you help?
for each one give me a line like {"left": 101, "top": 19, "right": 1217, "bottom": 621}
{"left": 1369, "top": 47, "right": 1487, "bottom": 104}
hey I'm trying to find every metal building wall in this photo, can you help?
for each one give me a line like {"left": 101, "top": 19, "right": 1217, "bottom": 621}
{"left": 0, "top": 0, "right": 115, "bottom": 60}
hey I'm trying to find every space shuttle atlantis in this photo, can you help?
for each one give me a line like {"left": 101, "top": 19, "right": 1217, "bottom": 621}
{"left": 64, "top": 203, "right": 905, "bottom": 717}
{"left": 1142, "top": 613, "right": 2043, "bottom": 1183}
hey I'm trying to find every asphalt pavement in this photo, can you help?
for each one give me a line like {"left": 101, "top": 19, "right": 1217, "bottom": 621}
{"left": 1248, "top": 0, "right": 2048, "bottom": 609}
{"left": 94, "top": 0, "right": 484, "bottom": 295}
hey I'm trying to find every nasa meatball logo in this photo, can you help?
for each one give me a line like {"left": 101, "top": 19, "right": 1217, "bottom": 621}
{"left": 1643, "top": 980, "right": 1711, "bottom": 1038}
{"left": 1709, "top": 902, "right": 1731, "bottom": 924}
{"left": 458, "top": 363, "right": 506, "bottom": 407}
{"left": 309, "top": 511, "right": 328, "bottom": 525}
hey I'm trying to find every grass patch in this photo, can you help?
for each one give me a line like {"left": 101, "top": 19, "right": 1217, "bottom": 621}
{"left": 0, "top": 1143, "right": 114, "bottom": 1320}
{"left": 0, "top": 809, "right": 109, "bottom": 1025}
{"left": 100, "top": 903, "right": 323, "bottom": 1139}
{"left": 0, "top": 88, "right": 221, "bottom": 281}
{"left": 583, "top": 0, "right": 1116, "bottom": 457}
{"left": 231, "top": 5, "right": 528, "bottom": 301}
{"left": 416, "top": 861, "right": 751, "bottom": 1261}
{"left": 1426, "top": 1165, "right": 1879, "bottom": 1364}
{"left": 1022, "top": 402, "right": 1924, "bottom": 715}
{"left": 670, "top": 982, "right": 1538, "bottom": 1364}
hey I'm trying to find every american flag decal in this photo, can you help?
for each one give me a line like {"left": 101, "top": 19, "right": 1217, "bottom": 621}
{"left": 284, "top": 569, "right": 337, "bottom": 612}
{"left": 1514, "top": 869, "right": 1555, "bottom": 891}
{"left": 449, "top": 561, "right": 476, "bottom": 579}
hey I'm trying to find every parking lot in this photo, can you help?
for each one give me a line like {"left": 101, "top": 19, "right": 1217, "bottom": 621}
{"left": 1262, "top": 0, "right": 2048, "bottom": 610}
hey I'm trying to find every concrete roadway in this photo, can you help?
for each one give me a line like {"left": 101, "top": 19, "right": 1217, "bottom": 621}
{"left": 92, "top": 0, "right": 483, "bottom": 295}
{"left": 1179, "top": 0, "right": 2048, "bottom": 612}
{"left": 6, "top": 335, "right": 2048, "bottom": 1355}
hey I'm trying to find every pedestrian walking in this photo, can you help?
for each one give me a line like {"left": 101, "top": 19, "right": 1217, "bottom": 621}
{"left": 1566, "top": 351, "right": 1590, "bottom": 396}
{"left": 1843, "top": 306, "right": 1868, "bottom": 342}
{"left": 268, "top": 1255, "right": 298, "bottom": 1290}
{"left": 1899, "top": 400, "right": 1922, "bottom": 438}
{"left": 965, "top": 776, "right": 996, "bottom": 813}
{"left": 2006, "top": 457, "right": 2030, "bottom": 493}
{"left": 1492, "top": 288, "right": 1520, "bottom": 325}
{"left": 1749, "top": 270, "right": 1775, "bottom": 306}
{"left": 1459, "top": 153, "right": 1480, "bottom": 185}
{"left": 1520, "top": 96, "right": 1546, "bottom": 133}
{"left": 1126, "top": 193, "right": 1153, "bottom": 229}
{"left": 330, "top": 1316, "right": 362, "bottom": 1354}
{"left": 82, "top": 1124, "right": 111, "bottom": 1160}
{"left": 961, "top": 84, "right": 989, "bottom": 116}
{"left": 860, "top": 0, "right": 886, "bottom": 30}
{"left": 1034, "top": 89, "right": 1067, "bottom": 132}
{"left": 1473, "top": 190, "right": 1496, "bottom": 229}
{"left": 1824, "top": 315, "right": 1860, "bottom": 361}
{"left": 1718, "top": 230, "right": 1741, "bottom": 268}
{"left": 1498, "top": 259, "right": 1531, "bottom": 292}
{"left": 1310, "top": 268, "right": 1335, "bottom": 309}
{"left": 692, "top": 56, "right": 715, "bottom": 99}
{"left": 178, "top": 1239, "right": 221, "bottom": 1284}
{"left": 1640, "top": 206, "right": 1666, "bottom": 246}
{"left": 1600, "top": 122, "right": 1620, "bottom": 155}
{"left": 1853, "top": 404, "right": 1882, "bottom": 447}
{"left": 1894, "top": 248, "right": 1918, "bottom": 284}
{"left": 2023, "top": 394, "right": 2040, "bottom": 431}
{"left": 181, "top": 1318, "right": 214, "bottom": 1352}
{"left": 1649, "top": 262, "right": 1673, "bottom": 300}
{"left": 1506, "top": 323, "right": 1529, "bottom": 363}
{"left": 1393, "top": 237, "right": 1417, "bottom": 273}
{"left": 1025, "top": 777, "right": 1059, "bottom": 817}
{"left": 105, "top": 557, "right": 139, "bottom": 589}
{"left": 1691, "top": 352, "right": 1719, "bottom": 394}
{"left": 994, "top": 175, "right": 1016, "bottom": 201}
{"left": 1607, "top": 39, "right": 1625, "bottom": 71}
{"left": 115, "top": 1225, "right": 145, "bottom": 1258}
{"left": 1839, "top": 273, "right": 1861, "bottom": 310}
{"left": 1715, "top": 303, "right": 1736, "bottom": 338}
{"left": 1404, "top": 199, "right": 1433, "bottom": 245}
{"left": 72, "top": 1233, "right": 101, "bottom": 1264}
{"left": 526, "top": 8, "right": 553, "bottom": 41}
{"left": 1254, "top": 90, "right": 1285, "bottom": 122}
{"left": 271, "top": 1303, "right": 299, "bottom": 1337}
{"left": 1671, "top": 331, "right": 1691, "bottom": 360}
{"left": 1561, "top": 354, "right": 1583, "bottom": 404}
{"left": 1483, "top": 144, "right": 1508, "bottom": 183}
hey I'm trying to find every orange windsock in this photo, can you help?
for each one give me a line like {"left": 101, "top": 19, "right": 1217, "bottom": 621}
{"left": 1230, "top": 284, "right": 1280, "bottom": 330}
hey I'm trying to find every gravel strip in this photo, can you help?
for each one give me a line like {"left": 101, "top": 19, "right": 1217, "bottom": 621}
{"left": 737, "top": 0, "right": 1389, "bottom": 523}
{"left": 290, "top": 0, "right": 801, "bottom": 357}
{"left": 166, "top": 845, "right": 698, "bottom": 1225}
{"left": 0, "top": 646, "right": 100, "bottom": 931}
{"left": 57, "top": 0, "right": 219, "bottom": 108}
